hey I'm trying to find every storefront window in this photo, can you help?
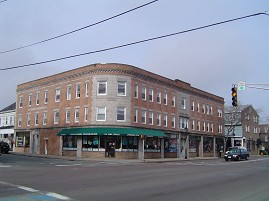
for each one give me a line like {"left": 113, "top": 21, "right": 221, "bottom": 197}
{"left": 189, "top": 135, "right": 197, "bottom": 152}
{"left": 16, "top": 132, "right": 30, "bottom": 147}
{"left": 122, "top": 136, "right": 138, "bottom": 150}
{"left": 203, "top": 137, "right": 213, "bottom": 152}
{"left": 63, "top": 136, "right": 77, "bottom": 150}
{"left": 82, "top": 135, "right": 99, "bottom": 151}
{"left": 164, "top": 138, "right": 178, "bottom": 152}
{"left": 145, "top": 137, "right": 160, "bottom": 152}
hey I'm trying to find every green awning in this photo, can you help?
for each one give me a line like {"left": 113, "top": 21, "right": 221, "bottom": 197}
{"left": 57, "top": 127, "right": 167, "bottom": 137}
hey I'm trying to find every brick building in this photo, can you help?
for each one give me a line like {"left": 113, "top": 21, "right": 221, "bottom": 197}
{"left": 15, "top": 63, "right": 224, "bottom": 159}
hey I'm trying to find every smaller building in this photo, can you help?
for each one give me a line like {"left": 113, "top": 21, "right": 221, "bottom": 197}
{"left": 259, "top": 124, "right": 269, "bottom": 154}
{"left": 225, "top": 105, "right": 259, "bottom": 155}
{"left": 0, "top": 102, "right": 16, "bottom": 150}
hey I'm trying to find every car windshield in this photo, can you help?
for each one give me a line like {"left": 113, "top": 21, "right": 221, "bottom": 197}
{"left": 229, "top": 149, "right": 240, "bottom": 154}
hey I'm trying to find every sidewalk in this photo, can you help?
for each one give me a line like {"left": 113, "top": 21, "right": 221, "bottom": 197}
{"left": 9, "top": 151, "right": 219, "bottom": 163}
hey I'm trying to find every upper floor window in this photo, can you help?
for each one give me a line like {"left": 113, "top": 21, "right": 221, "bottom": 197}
{"left": 96, "top": 107, "right": 106, "bottom": 121}
{"left": 172, "top": 95, "right": 176, "bottom": 107}
{"left": 54, "top": 110, "right": 59, "bottom": 124}
{"left": 179, "top": 117, "right": 189, "bottom": 129}
{"left": 28, "top": 94, "right": 32, "bottom": 106}
{"left": 55, "top": 89, "right": 60, "bottom": 102}
{"left": 157, "top": 91, "right": 161, "bottom": 104}
{"left": 43, "top": 112, "right": 47, "bottom": 125}
{"left": 217, "top": 107, "right": 222, "bottom": 117}
{"left": 35, "top": 113, "right": 39, "bottom": 125}
{"left": 84, "top": 107, "right": 88, "bottom": 122}
{"left": 246, "top": 125, "right": 250, "bottom": 132}
{"left": 18, "top": 115, "right": 22, "bottom": 127}
{"left": 76, "top": 84, "right": 81, "bottom": 98}
{"left": 245, "top": 113, "right": 250, "bottom": 120}
{"left": 66, "top": 109, "right": 71, "bottom": 123}
{"left": 211, "top": 123, "right": 214, "bottom": 132}
{"left": 85, "top": 82, "right": 89, "bottom": 97}
{"left": 134, "top": 108, "right": 138, "bottom": 123}
{"left": 27, "top": 114, "right": 31, "bottom": 126}
{"left": 197, "top": 102, "right": 200, "bottom": 113}
{"left": 135, "top": 84, "right": 138, "bottom": 98}
{"left": 19, "top": 96, "right": 23, "bottom": 108}
{"left": 44, "top": 91, "right": 48, "bottom": 104}
{"left": 210, "top": 106, "right": 213, "bottom": 115}
{"left": 67, "top": 85, "right": 71, "bottom": 100}
{"left": 171, "top": 115, "right": 175, "bottom": 128}
{"left": 163, "top": 92, "right": 167, "bottom": 105}
{"left": 149, "top": 89, "right": 153, "bottom": 102}
{"left": 206, "top": 105, "right": 209, "bottom": 115}
{"left": 253, "top": 116, "right": 258, "bottom": 123}
{"left": 98, "top": 81, "right": 107, "bottom": 95}
{"left": 202, "top": 104, "right": 206, "bottom": 114}
{"left": 197, "top": 120, "right": 200, "bottom": 131}
{"left": 36, "top": 93, "right": 40, "bottom": 105}
{"left": 157, "top": 113, "right": 161, "bottom": 126}
{"left": 142, "top": 110, "right": 146, "bottom": 124}
{"left": 181, "top": 98, "right": 186, "bottom": 109}
{"left": 191, "top": 120, "right": 195, "bottom": 130}
{"left": 149, "top": 111, "right": 153, "bottom": 125}
{"left": 191, "top": 100, "right": 194, "bottom": 111}
{"left": 218, "top": 125, "right": 223, "bottom": 134}
{"left": 117, "top": 107, "right": 126, "bottom": 121}
{"left": 118, "top": 81, "right": 126, "bottom": 96}
{"left": 254, "top": 127, "right": 258, "bottom": 134}
{"left": 142, "top": 86, "right": 146, "bottom": 100}
{"left": 74, "top": 108, "right": 80, "bottom": 122}
{"left": 163, "top": 113, "right": 167, "bottom": 127}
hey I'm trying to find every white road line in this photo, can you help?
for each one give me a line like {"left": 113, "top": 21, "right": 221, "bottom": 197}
{"left": 46, "top": 192, "right": 71, "bottom": 200}
{"left": 18, "top": 186, "right": 39, "bottom": 192}
{"left": 0, "top": 165, "right": 11, "bottom": 167}
{"left": 56, "top": 164, "right": 82, "bottom": 167}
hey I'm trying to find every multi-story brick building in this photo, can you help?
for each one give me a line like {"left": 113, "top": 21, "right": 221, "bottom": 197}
{"left": 259, "top": 124, "right": 269, "bottom": 154}
{"left": 225, "top": 105, "right": 260, "bottom": 155}
{"left": 15, "top": 63, "right": 224, "bottom": 159}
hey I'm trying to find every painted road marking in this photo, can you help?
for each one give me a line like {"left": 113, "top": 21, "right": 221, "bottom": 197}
{"left": 56, "top": 164, "right": 82, "bottom": 167}
{"left": 47, "top": 192, "right": 71, "bottom": 200}
{"left": 18, "top": 186, "right": 39, "bottom": 192}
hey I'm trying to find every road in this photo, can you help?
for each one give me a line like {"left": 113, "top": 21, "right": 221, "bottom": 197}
{"left": 1, "top": 154, "right": 269, "bottom": 201}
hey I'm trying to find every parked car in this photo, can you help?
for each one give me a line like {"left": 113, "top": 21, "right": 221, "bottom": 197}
{"left": 0, "top": 141, "right": 10, "bottom": 154}
{"left": 224, "top": 147, "right": 249, "bottom": 161}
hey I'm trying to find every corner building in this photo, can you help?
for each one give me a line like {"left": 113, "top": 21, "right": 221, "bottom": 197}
{"left": 15, "top": 63, "right": 224, "bottom": 159}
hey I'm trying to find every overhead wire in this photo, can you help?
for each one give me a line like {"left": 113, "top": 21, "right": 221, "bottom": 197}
{"left": 0, "top": 11, "right": 268, "bottom": 71}
{"left": 0, "top": 0, "right": 158, "bottom": 54}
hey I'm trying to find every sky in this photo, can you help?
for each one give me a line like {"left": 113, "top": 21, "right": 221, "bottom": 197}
{"left": 0, "top": 0, "right": 269, "bottom": 122}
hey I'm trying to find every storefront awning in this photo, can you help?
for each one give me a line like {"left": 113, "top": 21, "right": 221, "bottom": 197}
{"left": 57, "top": 127, "right": 167, "bottom": 137}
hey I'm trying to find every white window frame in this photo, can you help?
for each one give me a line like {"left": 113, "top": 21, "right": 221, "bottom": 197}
{"left": 54, "top": 110, "right": 59, "bottom": 124}
{"left": 149, "top": 89, "right": 153, "bottom": 102}
{"left": 36, "top": 93, "right": 40, "bottom": 105}
{"left": 19, "top": 96, "right": 23, "bottom": 108}
{"left": 172, "top": 95, "right": 176, "bottom": 107}
{"left": 96, "top": 107, "right": 106, "bottom": 121}
{"left": 135, "top": 84, "right": 138, "bottom": 98}
{"left": 67, "top": 85, "right": 71, "bottom": 100}
{"left": 76, "top": 83, "right": 81, "bottom": 99}
{"left": 44, "top": 91, "right": 48, "bottom": 104}
{"left": 74, "top": 108, "right": 80, "bottom": 123}
{"left": 43, "top": 112, "right": 47, "bottom": 125}
{"left": 142, "top": 110, "right": 146, "bottom": 124}
{"left": 66, "top": 109, "right": 71, "bottom": 123}
{"left": 18, "top": 115, "right": 22, "bottom": 127}
{"left": 191, "top": 101, "right": 194, "bottom": 111}
{"left": 35, "top": 112, "right": 39, "bottom": 125}
{"left": 134, "top": 108, "right": 138, "bottom": 123}
{"left": 181, "top": 98, "right": 186, "bottom": 109}
{"left": 117, "top": 107, "right": 126, "bottom": 121}
{"left": 27, "top": 114, "right": 31, "bottom": 126}
{"left": 157, "top": 91, "right": 161, "bottom": 104}
{"left": 142, "top": 86, "right": 146, "bottom": 100}
{"left": 117, "top": 81, "right": 126, "bottom": 96}
{"left": 85, "top": 82, "right": 89, "bottom": 97}
{"left": 28, "top": 94, "right": 32, "bottom": 106}
{"left": 171, "top": 115, "right": 175, "bottom": 128}
{"left": 157, "top": 113, "right": 161, "bottom": 126}
{"left": 84, "top": 107, "right": 88, "bottom": 122}
{"left": 97, "top": 81, "right": 107, "bottom": 95}
{"left": 197, "top": 120, "right": 200, "bottom": 131}
{"left": 55, "top": 89, "right": 60, "bottom": 102}
{"left": 163, "top": 92, "right": 167, "bottom": 105}
{"left": 163, "top": 113, "right": 167, "bottom": 127}
{"left": 149, "top": 111, "right": 153, "bottom": 125}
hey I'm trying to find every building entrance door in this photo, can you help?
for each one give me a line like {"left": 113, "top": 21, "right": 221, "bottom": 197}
{"left": 105, "top": 137, "right": 115, "bottom": 157}
{"left": 44, "top": 139, "right": 48, "bottom": 155}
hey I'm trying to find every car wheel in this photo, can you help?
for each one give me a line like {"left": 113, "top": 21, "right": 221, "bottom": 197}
{"left": 245, "top": 156, "right": 248, "bottom": 160}
{"left": 237, "top": 156, "right": 241, "bottom": 161}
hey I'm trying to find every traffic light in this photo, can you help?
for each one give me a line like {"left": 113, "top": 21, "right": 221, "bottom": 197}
{"left": 231, "top": 86, "right": 238, "bottom": 107}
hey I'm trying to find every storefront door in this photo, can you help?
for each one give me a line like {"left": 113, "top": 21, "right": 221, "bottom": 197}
{"left": 105, "top": 137, "right": 115, "bottom": 157}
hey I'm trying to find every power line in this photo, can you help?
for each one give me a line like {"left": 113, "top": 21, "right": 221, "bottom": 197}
{"left": 0, "top": 11, "right": 268, "bottom": 71}
{"left": 0, "top": 0, "right": 158, "bottom": 54}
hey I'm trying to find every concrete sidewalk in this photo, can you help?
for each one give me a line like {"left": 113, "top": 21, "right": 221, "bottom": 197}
{"left": 9, "top": 151, "right": 220, "bottom": 163}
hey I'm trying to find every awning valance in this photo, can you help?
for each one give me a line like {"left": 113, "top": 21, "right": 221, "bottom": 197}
{"left": 57, "top": 127, "right": 167, "bottom": 137}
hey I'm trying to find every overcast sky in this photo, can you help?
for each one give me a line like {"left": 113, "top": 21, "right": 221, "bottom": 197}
{"left": 0, "top": 0, "right": 268, "bottom": 122}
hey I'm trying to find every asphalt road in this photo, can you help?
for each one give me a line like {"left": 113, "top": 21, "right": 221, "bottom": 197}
{"left": 1, "top": 154, "right": 269, "bottom": 201}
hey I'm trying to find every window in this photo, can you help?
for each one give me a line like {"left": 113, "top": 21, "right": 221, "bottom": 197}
{"left": 218, "top": 125, "right": 223, "bottom": 134}
{"left": 19, "top": 96, "right": 23, "bottom": 108}
{"left": 43, "top": 112, "right": 47, "bottom": 125}
{"left": 157, "top": 91, "right": 161, "bottom": 104}
{"left": 197, "top": 120, "right": 200, "bottom": 131}
{"left": 135, "top": 84, "right": 138, "bottom": 98}
{"left": 118, "top": 81, "right": 126, "bottom": 96}
{"left": 191, "top": 101, "right": 194, "bottom": 111}
{"left": 134, "top": 108, "right": 138, "bottom": 123}
{"left": 163, "top": 113, "right": 167, "bottom": 127}
{"left": 246, "top": 125, "right": 250, "bottom": 132}
{"left": 203, "top": 122, "right": 206, "bottom": 131}
{"left": 27, "top": 114, "right": 31, "bottom": 126}
{"left": 36, "top": 93, "right": 40, "bottom": 105}
{"left": 74, "top": 108, "right": 80, "bottom": 123}
{"left": 67, "top": 85, "right": 71, "bottom": 100}
{"left": 218, "top": 107, "right": 223, "bottom": 117}
{"left": 191, "top": 120, "right": 195, "bottom": 130}
{"left": 44, "top": 91, "right": 48, "bottom": 104}
{"left": 254, "top": 127, "right": 258, "bottom": 134}
{"left": 35, "top": 113, "right": 39, "bottom": 125}
{"left": 96, "top": 107, "right": 106, "bottom": 121}
{"left": 210, "top": 106, "right": 213, "bottom": 115}
{"left": 207, "top": 123, "right": 210, "bottom": 132}
{"left": 85, "top": 82, "right": 89, "bottom": 97}
{"left": 55, "top": 89, "right": 60, "bottom": 102}
{"left": 197, "top": 102, "right": 200, "bottom": 112}
{"left": 149, "top": 111, "right": 153, "bottom": 125}
{"left": 28, "top": 94, "right": 32, "bottom": 106}
{"left": 76, "top": 84, "right": 81, "bottom": 98}
{"left": 117, "top": 107, "right": 126, "bottom": 121}
{"left": 206, "top": 105, "right": 209, "bottom": 115}
{"left": 179, "top": 117, "right": 189, "bottom": 129}
{"left": 181, "top": 98, "right": 186, "bottom": 109}
{"left": 163, "top": 92, "right": 167, "bottom": 105}
{"left": 98, "top": 81, "right": 107, "bottom": 95}
{"left": 54, "top": 110, "right": 59, "bottom": 124}
{"left": 18, "top": 115, "right": 22, "bottom": 127}
{"left": 211, "top": 123, "right": 214, "bottom": 132}
{"left": 66, "top": 109, "right": 70, "bottom": 123}
{"left": 171, "top": 115, "right": 175, "bottom": 128}
{"left": 84, "top": 107, "right": 88, "bottom": 122}
{"left": 172, "top": 95, "right": 176, "bottom": 107}
{"left": 142, "top": 110, "right": 146, "bottom": 124}
{"left": 149, "top": 89, "right": 153, "bottom": 102}
{"left": 202, "top": 104, "right": 206, "bottom": 114}
{"left": 142, "top": 86, "right": 146, "bottom": 100}
{"left": 157, "top": 113, "right": 161, "bottom": 126}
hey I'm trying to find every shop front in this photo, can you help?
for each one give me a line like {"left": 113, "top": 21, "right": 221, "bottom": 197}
{"left": 58, "top": 127, "right": 167, "bottom": 159}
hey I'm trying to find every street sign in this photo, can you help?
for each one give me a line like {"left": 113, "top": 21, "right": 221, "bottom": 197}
{"left": 238, "top": 81, "right": 245, "bottom": 91}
